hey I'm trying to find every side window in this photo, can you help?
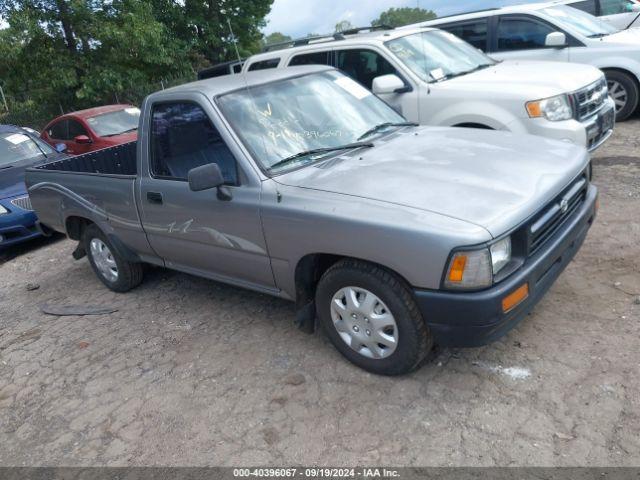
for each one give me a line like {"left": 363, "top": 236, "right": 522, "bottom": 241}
{"left": 248, "top": 58, "right": 280, "bottom": 71}
{"left": 600, "top": 0, "right": 635, "bottom": 15}
{"left": 442, "top": 20, "right": 489, "bottom": 51}
{"left": 48, "top": 120, "right": 68, "bottom": 140}
{"left": 68, "top": 120, "right": 89, "bottom": 139}
{"left": 496, "top": 17, "right": 555, "bottom": 51}
{"left": 335, "top": 49, "right": 398, "bottom": 89}
{"left": 289, "top": 51, "right": 331, "bottom": 66}
{"left": 570, "top": 0, "right": 598, "bottom": 15}
{"left": 150, "top": 102, "right": 238, "bottom": 185}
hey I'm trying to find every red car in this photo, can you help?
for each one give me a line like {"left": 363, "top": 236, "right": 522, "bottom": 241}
{"left": 41, "top": 104, "right": 140, "bottom": 155}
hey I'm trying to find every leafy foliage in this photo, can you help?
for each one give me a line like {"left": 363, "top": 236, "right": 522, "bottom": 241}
{"left": 0, "top": 0, "right": 274, "bottom": 129}
{"left": 371, "top": 7, "right": 437, "bottom": 28}
{"left": 263, "top": 31, "right": 292, "bottom": 47}
{"left": 335, "top": 20, "right": 354, "bottom": 33}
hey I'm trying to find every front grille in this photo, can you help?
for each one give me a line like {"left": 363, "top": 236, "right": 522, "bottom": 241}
{"left": 528, "top": 175, "right": 588, "bottom": 256}
{"left": 11, "top": 196, "right": 33, "bottom": 211}
{"left": 573, "top": 78, "right": 608, "bottom": 121}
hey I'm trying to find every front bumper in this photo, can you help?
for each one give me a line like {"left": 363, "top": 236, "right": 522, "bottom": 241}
{"left": 511, "top": 98, "right": 615, "bottom": 153}
{"left": 414, "top": 184, "right": 598, "bottom": 348}
{"left": 0, "top": 199, "right": 41, "bottom": 249}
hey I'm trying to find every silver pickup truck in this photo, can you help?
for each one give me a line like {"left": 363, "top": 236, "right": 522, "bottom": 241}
{"left": 26, "top": 66, "right": 598, "bottom": 375}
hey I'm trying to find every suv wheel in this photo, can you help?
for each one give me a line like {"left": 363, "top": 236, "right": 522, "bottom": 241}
{"left": 606, "top": 71, "right": 639, "bottom": 121}
{"left": 84, "top": 224, "right": 144, "bottom": 292}
{"left": 315, "top": 259, "right": 433, "bottom": 376}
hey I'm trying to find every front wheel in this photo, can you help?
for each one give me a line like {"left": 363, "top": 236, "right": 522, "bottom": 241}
{"left": 606, "top": 70, "right": 639, "bottom": 121}
{"left": 315, "top": 259, "right": 433, "bottom": 376}
{"left": 83, "top": 224, "right": 144, "bottom": 293}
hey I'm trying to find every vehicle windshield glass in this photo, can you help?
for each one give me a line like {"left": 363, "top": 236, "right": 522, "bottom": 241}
{"left": 543, "top": 5, "right": 618, "bottom": 36}
{"left": 217, "top": 71, "right": 406, "bottom": 173}
{"left": 386, "top": 30, "right": 495, "bottom": 83}
{"left": 86, "top": 107, "right": 141, "bottom": 137}
{"left": 0, "top": 131, "right": 53, "bottom": 167}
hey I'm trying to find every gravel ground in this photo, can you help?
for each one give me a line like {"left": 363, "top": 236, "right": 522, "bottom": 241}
{"left": 0, "top": 119, "right": 639, "bottom": 467}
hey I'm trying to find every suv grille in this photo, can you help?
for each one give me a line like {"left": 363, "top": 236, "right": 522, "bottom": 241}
{"left": 11, "top": 196, "right": 33, "bottom": 211}
{"left": 573, "top": 78, "right": 608, "bottom": 121}
{"left": 528, "top": 175, "right": 587, "bottom": 256}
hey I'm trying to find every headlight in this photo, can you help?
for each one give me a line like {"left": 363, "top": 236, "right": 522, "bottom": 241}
{"left": 526, "top": 94, "right": 573, "bottom": 122}
{"left": 444, "top": 237, "right": 512, "bottom": 290}
{"left": 0, "top": 204, "right": 8, "bottom": 215}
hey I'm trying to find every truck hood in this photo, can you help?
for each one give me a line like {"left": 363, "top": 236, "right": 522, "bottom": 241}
{"left": 275, "top": 127, "right": 589, "bottom": 237}
{"left": 444, "top": 60, "right": 603, "bottom": 97}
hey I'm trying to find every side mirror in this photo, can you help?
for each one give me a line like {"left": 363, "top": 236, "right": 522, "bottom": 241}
{"left": 545, "top": 32, "right": 567, "bottom": 48}
{"left": 372, "top": 74, "right": 410, "bottom": 95}
{"left": 188, "top": 163, "right": 232, "bottom": 200}
{"left": 55, "top": 143, "right": 67, "bottom": 153}
{"left": 74, "top": 135, "right": 92, "bottom": 144}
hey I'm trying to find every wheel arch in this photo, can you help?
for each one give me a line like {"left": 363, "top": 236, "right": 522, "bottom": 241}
{"left": 293, "top": 253, "right": 414, "bottom": 333}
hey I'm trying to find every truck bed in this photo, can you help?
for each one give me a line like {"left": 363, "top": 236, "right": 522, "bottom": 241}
{"left": 34, "top": 141, "right": 137, "bottom": 176}
{"left": 25, "top": 141, "right": 156, "bottom": 260}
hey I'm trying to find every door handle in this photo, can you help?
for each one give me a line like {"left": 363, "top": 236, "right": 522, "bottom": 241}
{"left": 147, "top": 191, "right": 163, "bottom": 204}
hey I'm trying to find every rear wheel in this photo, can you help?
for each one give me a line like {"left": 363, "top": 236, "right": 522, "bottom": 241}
{"left": 606, "top": 70, "right": 639, "bottom": 121}
{"left": 315, "top": 259, "right": 433, "bottom": 376}
{"left": 83, "top": 224, "right": 144, "bottom": 292}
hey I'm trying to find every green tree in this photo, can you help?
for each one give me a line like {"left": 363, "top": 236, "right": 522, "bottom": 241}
{"left": 371, "top": 7, "right": 437, "bottom": 28}
{"left": 335, "top": 20, "right": 354, "bottom": 33}
{"left": 263, "top": 31, "right": 292, "bottom": 46}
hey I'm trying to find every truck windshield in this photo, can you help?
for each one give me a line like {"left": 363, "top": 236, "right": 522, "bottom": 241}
{"left": 386, "top": 30, "right": 495, "bottom": 83}
{"left": 86, "top": 107, "right": 141, "bottom": 137}
{"left": 217, "top": 71, "right": 406, "bottom": 173}
{"left": 0, "top": 132, "right": 53, "bottom": 168}
{"left": 543, "top": 5, "right": 618, "bottom": 37}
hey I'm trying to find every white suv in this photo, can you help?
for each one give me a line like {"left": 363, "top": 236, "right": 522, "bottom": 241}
{"left": 243, "top": 26, "right": 615, "bottom": 152}
{"left": 420, "top": 2, "right": 640, "bottom": 120}
{"left": 562, "top": 0, "right": 640, "bottom": 30}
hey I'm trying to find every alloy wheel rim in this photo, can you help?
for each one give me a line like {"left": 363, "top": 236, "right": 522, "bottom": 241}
{"left": 608, "top": 80, "right": 628, "bottom": 113}
{"left": 90, "top": 238, "right": 118, "bottom": 282}
{"left": 330, "top": 286, "right": 398, "bottom": 359}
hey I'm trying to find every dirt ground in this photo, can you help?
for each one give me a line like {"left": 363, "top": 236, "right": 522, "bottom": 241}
{"left": 1, "top": 119, "right": 639, "bottom": 467}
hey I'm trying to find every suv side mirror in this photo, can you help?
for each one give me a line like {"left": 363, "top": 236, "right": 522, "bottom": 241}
{"left": 74, "top": 135, "right": 92, "bottom": 144}
{"left": 545, "top": 32, "right": 567, "bottom": 48}
{"left": 188, "top": 163, "right": 232, "bottom": 200}
{"left": 372, "top": 74, "right": 410, "bottom": 95}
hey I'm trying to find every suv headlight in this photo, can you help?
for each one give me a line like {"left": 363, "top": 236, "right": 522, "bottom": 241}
{"left": 0, "top": 204, "right": 8, "bottom": 215}
{"left": 526, "top": 94, "right": 573, "bottom": 122}
{"left": 444, "top": 237, "right": 512, "bottom": 290}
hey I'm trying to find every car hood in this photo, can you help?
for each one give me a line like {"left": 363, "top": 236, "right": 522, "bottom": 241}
{"left": 0, "top": 153, "right": 63, "bottom": 199}
{"left": 444, "top": 60, "right": 603, "bottom": 97}
{"left": 601, "top": 29, "right": 640, "bottom": 44}
{"left": 275, "top": 127, "right": 589, "bottom": 238}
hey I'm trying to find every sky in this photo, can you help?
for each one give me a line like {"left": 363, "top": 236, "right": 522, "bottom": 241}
{"left": 264, "top": 0, "right": 541, "bottom": 37}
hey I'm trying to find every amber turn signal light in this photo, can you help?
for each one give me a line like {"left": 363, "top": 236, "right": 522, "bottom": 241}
{"left": 502, "top": 283, "right": 529, "bottom": 313}
{"left": 448, "top": 255, "right": 467, "bottom": 283}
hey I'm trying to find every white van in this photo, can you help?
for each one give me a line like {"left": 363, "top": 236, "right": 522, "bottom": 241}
{"left": 243, "top": 26, "right": 614, "bottom": 152}
{"left": 562, "top": 0, "right": 640, "bottom": 30}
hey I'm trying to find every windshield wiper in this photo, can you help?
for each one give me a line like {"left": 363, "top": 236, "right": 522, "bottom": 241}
{"left": 357, "top": 122, "right": 418, "bottom": 141}
{"left": 435, "top": 63, "right": 494, "bottom": 82}
{"left": 102, "top": 127, "right": 138, "bottom": 137}
{"left": 269, "top": 142, "right": 374, "bottom": 172}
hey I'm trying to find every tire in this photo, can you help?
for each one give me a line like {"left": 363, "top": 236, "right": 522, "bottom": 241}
{"left": 605, "top": 70, "right": 639, "bottom": 122}
{"left": 315, "top": 259, "right": 433, "bottom": 376}
{"left": 83, "top": 224, "right": 144, "bottom": 293}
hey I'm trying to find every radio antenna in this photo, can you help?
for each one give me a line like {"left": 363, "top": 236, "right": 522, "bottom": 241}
{"left": 227, "top": 18, "right": 243, "bottom": 64}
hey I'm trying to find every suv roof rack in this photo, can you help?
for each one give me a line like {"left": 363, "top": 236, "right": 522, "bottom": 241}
{"left": 430, "top": 7, "right": 500, "bottom": 21}
{"left": 261, "top": 25, "right": 394, "bottom": 53}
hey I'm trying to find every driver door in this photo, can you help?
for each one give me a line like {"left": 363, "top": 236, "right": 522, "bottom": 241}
{"left": 137, "top": 98, "right": 276, "bottom": 292}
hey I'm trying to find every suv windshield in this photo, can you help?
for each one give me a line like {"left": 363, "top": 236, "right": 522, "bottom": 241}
{"left": 0, "top": 131, "right": 53, "bottom": 168}
{"left": 386, "top": 30, "right": 495, "bottom": 83}
{"left": 217, "top": 71, "right": 406, "bottom": 173}
{"left": 543, "top": 5, "right": 618, "bottom": 37}
{"left": 86, "top": 107, "right": 141, "bottom": 137}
